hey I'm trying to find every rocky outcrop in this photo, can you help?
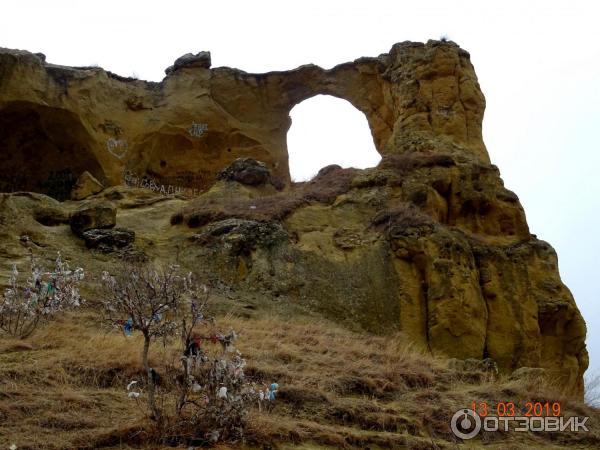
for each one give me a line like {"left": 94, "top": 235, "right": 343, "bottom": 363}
{"left": 0, "top": 40, "right": 485, "bottom": 199}
{"left": 0, "top": 42, "right": 588, "bottom": 398}
{"left": 0, "top": 152, "right": 588, "bottom": 398}
{"left": 71, "top": 171, "right": 104, "bottom": 200}
{"left": 510, "top": 367, "right": 547, "bottom": 381}
{"left": 70, "top": 205, "right": 116, "bottom": 237}
{"left": 169, "top": 155, "right": 587, "bottom": 397}
{"left": 82, "top": 227, "right": 135, "bottom": 250}
{"left": 217, "top": 158, "right": 271, "bottom": 186}
{"left": 165, "top": 51, "right": 211, "bottom": 75}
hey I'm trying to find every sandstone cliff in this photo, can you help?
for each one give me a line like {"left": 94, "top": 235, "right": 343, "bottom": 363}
{"left": 0, "top": 40, "right": 588, "bottom": 397}
{"left": 0, "top": 41, "right": 486, "bottom": 196}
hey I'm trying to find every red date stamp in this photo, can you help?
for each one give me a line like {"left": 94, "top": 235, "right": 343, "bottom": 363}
{"left": 471, "top": 401, "right": 561, "bottom": 417}
{"left": 451, "top": 403, "right": 589, "bottom": 439}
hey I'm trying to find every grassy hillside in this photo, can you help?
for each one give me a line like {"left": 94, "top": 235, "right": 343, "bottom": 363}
{"left": 0, "top": 176, "right": 595, "bottom": 448}
{"left": 1, "top": 303, "right": 598, "bottom": 449}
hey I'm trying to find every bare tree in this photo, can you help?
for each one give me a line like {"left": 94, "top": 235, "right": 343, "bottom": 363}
{"left": 0, "top": 252, "right": 84, "bottom": 338}
{"left": 585, "top": 371, "right": 600, "bottom": 408}
{"left": 175, "top": 282, "right": 211, "bottom": 415}
{"left": 101, "top": 264, "right": 199, "bottom": 422}
{"left": 102, "top": 263, "right": 257, "bottom": 444}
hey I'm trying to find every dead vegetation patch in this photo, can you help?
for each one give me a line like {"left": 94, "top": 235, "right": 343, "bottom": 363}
{"left": 377, "top": 152, "right": 455, "bottom": 174}
{"left": 372, "top": 202, "right": 436, "bottom": 238}
{"left": 1, "top": 312, "right": 599, "bottom": 449}
{"left": 173, "top": 166, "right": 359, "bottom": 228}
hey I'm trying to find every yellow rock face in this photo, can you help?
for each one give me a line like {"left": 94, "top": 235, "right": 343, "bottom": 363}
{"left": 0, "top": 41, "right": 588, "bottom": 397}
{"left": 71, "top": 171, "right": 104, "bottom": 200}
{"left": 0, "top": 40, "right": 486, "bottom": 197}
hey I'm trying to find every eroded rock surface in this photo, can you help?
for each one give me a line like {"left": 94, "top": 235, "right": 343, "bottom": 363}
{"left": 217, "top": 158, "right": 272, "bottom": 186}
{"left": 0, "top": 40, "right": 486, "bottom": 197}
{"left": 0, "top": 41, "right": 588, "bottom": 397}
{"left": 70, "top": 205, "right": 116, "bottom": 237}
{"left": 82, "top": 227, "right": 135, "bottom": 251}
{"left": 71, "top": 171, "right": 104, "bottom": 200}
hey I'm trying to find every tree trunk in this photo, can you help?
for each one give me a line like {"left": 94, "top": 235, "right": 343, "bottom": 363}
{"left": 142, "top": 332, "right": 161, "bottom": 423}
{"left": 176, "top": 356, "right": 189, "bottom": 415}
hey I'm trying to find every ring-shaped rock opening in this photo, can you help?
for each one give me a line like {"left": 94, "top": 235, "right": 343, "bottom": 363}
{"left": 287, "top": 95, "right": 381, "bottom": 181}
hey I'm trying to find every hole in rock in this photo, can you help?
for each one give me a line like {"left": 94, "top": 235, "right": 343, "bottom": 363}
{"left": 0, "top": 102, "right": 104, "bottom": 201}
{"left": 287, "top": 95, "right": 381, "bottom": 182}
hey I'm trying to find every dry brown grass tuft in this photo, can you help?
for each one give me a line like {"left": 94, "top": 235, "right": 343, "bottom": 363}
{"left": 377, "top": 152, "right": 455, "bottom": 174}
{"left": 372, "top": 202, "right": 436, "bottom": 238}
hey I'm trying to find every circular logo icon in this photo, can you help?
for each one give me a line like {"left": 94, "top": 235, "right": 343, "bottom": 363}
{"left": 450, "top": 408, "right": 481, "bottom": 439}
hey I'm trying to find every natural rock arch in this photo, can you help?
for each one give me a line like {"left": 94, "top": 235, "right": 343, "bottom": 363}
{"left": 0, "top": 41, "right": 488, "bottom": 194}
{"left": 286, "top": 94, "right": 381, "bottom": 180}
{"left": 0, "top": 42, "right": 589, "bottom": 398}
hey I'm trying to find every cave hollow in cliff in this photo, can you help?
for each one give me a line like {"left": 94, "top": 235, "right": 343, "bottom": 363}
{"left": 0, "top": 101, "right": 105, "bottom": 200}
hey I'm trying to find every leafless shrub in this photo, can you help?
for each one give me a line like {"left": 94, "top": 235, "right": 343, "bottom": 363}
{"left": 101, "top": 263, "right": 257, "bottom": 445}
{"left": 585, "top": 371, "right": 600, "bottom": 407}
{"left": 101, "top": 264, "right": 190, "bottom": 422}
{"left": 101, "top": 264, "right": 210, "bottom": 421}
{"left": 0, "top": 252, "right": 84, "bottom": 338}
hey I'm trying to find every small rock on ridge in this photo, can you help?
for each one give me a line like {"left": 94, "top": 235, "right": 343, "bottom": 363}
{"left": 165, "top": 51, "right": 211, "bottom": 75}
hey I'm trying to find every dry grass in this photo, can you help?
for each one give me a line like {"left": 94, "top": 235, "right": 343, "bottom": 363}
{"left": 171, "top": 156, "right": 453, "bottom": 229}
{"left": 1, "top": 309, "right": 599, "bottom": 449}
{"left": 0, "top": 313, "right": 149, "bottom": 449}
{"left": 173, "top": 167, "right": 358, "bottom": 228}
{"left": 372, "top": 202, "right": 436, "bottom": 238}
{"left": 377, "top": 152, "right": 455, "bottom": 174}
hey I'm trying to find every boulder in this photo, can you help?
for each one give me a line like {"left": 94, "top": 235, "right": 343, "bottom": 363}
{"left": 70, "top": 206, "right": 116, "bottom": 237}
{"left": 71, "top": 171, "right": 104, "bottom": 200}
{"left": 316, "top": 164, "right": 342, "bottom": 177}
{"left": 192, "top": 218, "right": 287, "bottom": 255}
{"left": 82, "top": 228, "right": 135, "bottom": 250}
{"left": 33, "top": 206, "right": 70, "bottom": 226}
{"left": 165, "top": 51, "right": 211, "bottom": 75}
{"left": 218, "top": 158, "right": 271, "bottom": 186}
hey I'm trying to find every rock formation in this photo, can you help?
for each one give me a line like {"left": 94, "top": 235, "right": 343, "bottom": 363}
{"left": 0, "top": 41, "right": 588, "bottom": 397}
{"left": 71, "top": 171, "right": 104, "bottom": 200}
{"left": 0, "top": 41, "right": 485, "bottom": 196}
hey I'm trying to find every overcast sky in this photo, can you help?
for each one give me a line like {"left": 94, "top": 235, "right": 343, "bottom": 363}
{"left": 2, "top": 1, "right": 599, "bottom": 376}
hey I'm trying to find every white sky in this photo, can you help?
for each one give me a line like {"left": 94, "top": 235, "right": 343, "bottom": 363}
{"left": 288, "top": 96, "right": 381, "bottom": 181}
{"left": 1, "top": 1, "right": 599, "bottom": 375}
